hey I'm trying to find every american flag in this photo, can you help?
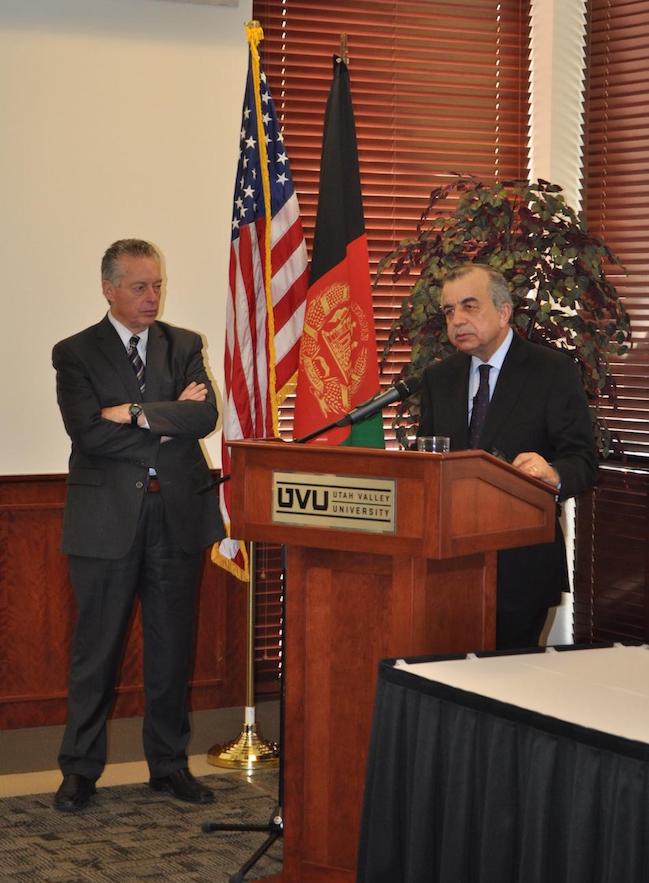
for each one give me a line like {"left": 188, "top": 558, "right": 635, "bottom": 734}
{"left": 213, "top": 26, "right": 309, "bottom": 580}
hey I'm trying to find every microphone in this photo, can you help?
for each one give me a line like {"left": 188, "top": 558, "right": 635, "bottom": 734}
{"left": 335, "top": 375, "right": 422, "bottom": 427}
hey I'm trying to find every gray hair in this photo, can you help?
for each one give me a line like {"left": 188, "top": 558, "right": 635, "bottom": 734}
{"left": 443, "top": 262, "right": 514, "bottom": 313}
{"left": 101, "top": 239, "right": 161, "bottom": 284}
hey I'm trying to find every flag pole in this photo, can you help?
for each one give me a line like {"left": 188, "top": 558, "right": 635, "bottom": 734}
{"left": 207, "top": 539, "right": 279, "bottom": 769}
{"left": 207, "top": 20, "right": 280, "bottom": 771}
{"left": 209, "top": 14, "right": 308, "bottom": 769}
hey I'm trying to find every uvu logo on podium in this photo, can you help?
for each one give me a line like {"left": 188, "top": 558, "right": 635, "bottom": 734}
{"left": 272, "top": 471, "right": 396, "bottom": 534}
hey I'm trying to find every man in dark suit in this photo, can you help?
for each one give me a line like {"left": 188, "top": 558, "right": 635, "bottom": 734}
{"left": 419, "top": 263, "right": 597, "bottom": 650}
{"left": 52, "top": 239, "right": 224, "bottom": 811}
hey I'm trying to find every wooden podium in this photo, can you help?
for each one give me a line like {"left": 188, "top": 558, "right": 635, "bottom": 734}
{"left": 227, "top": 440, "right": 557, "bottom": 883}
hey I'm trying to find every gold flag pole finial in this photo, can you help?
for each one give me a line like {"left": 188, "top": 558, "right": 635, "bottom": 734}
{"left": 339, "top": 33, "right": 349, "bottom": 65}
{"left": 245, "top": 19, "right": 264, "bottom": 47}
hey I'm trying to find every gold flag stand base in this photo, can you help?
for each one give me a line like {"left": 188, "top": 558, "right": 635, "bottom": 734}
{"left": 207, "top": 542, "right": 280, "bottom": 772}
{"left": 207, "top": 721, "right": 279, "bottom": 771}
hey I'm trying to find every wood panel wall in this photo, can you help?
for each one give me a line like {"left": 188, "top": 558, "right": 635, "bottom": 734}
{"left": 0, "top": 475, "right": 246, "bottom": 730}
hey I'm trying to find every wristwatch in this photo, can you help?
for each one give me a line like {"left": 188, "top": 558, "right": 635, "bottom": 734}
{"left": 128, "top": 403, "right": 144, "bottom": 427}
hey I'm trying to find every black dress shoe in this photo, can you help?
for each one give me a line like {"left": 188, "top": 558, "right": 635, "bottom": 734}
{"left": 54, "top": 774, "right": 96, "bottom": 812}
{"left": 149, "top": 768, "right": 214, "bottom": 804}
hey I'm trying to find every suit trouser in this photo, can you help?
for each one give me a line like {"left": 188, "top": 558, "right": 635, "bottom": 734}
{"left": 58, "top": 493, "right": 203, "bottom": 780}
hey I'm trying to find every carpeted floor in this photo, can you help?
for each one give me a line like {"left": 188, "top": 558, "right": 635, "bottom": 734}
{"left": 0, "top": 770, "right": 282, "bottom": 882}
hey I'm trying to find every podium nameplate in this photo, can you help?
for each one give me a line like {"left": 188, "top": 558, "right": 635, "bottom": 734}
{"left": 272, "top": 471, "right": 396, "bottom": 534}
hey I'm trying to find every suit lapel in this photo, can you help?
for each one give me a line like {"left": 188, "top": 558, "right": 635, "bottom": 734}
{"left": 143, "top": 322, "right": 167, "bottom": 403}
{"left": 480, "top": 333, "right": 529, "bottom": 452}
{"left": 95, "top": 316, "right": 143, "bottom": 402}
{"left": 440, "top": 355, "right": 471, "bottom": 449}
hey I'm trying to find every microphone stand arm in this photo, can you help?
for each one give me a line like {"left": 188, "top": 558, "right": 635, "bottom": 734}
{"left": 293, "top": 387, "right": 388, "bottom": 444}
{"left": 293, "top": 414, "right": 350, "bottom": 445}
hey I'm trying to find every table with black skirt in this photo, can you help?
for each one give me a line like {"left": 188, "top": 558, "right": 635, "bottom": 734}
{"left": 357, "top": 644, "right": 649, "bottom": 883}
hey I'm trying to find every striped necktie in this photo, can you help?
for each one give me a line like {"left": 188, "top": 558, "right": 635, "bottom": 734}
{"left": 128, "top": 335, "right": 145, "bottom": 394}
{"left": 469, "top": 363, "right": 491, "bottom": 449}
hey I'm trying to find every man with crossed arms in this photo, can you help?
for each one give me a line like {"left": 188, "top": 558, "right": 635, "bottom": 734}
{"left": 53, "top": 239, "right": 224, "bottom": 811}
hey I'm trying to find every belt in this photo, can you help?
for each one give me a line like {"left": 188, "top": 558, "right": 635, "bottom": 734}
{"left": 146, "top": 478, "right": 161, "bottom": 493}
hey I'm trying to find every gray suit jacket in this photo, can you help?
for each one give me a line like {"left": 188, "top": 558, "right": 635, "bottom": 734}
{"left": 53, "top": 316, "right": 224, "bottom": 558}
{"left": 419, "top": 332, "right": 597, "bottom": 610}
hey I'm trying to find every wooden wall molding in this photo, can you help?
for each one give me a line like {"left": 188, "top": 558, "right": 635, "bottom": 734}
{"left": 0, "top": 474, "right": 246, "bottom": 729}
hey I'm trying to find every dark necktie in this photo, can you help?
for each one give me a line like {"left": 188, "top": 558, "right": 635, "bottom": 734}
{"left": 128, "top": 335, "right": 146, "bottom": 394}
{"left": 469, "top": 364, "right": 491, "bottom": 449}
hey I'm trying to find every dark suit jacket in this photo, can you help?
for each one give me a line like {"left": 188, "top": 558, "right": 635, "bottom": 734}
{"left": 53, "top": 316, "right": 224, "bottom": 559}
{"left": 419, "top": 332, "right": 597, "bottom": 611}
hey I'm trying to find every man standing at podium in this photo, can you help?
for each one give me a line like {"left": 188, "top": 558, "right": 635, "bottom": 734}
{"left": 418, "top": 263, "right": 597, "bottom": 650}
{"left": 52, "top": 239, "right": 224, "bottom": 811}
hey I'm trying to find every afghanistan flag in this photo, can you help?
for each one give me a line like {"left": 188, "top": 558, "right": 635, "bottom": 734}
{"left": 293, "top": 56, "right": 384, "bottom": 448}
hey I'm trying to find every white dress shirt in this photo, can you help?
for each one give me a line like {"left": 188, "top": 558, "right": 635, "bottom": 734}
{"left": 107, "top": 311, "right": 149, "bottom": 364}
{"left": 468, "top": 328, "right": 514, "bottom": 421}
{"left": 106, "top": 312, "right": 155, "bottom": 453}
